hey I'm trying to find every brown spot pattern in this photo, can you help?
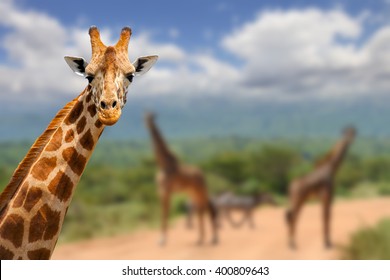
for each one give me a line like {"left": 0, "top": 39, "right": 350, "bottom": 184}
{"left": 29, "top": 204, "right": 60, "bottom": 242}
{"left": 31, "top": 156, "right": 57, "bottom": 181}
{"left": 80, "top": 129, "right": 94, "bottom": 151}
{"left": 43, "top": 207, "right": 61, "bottom": 241}
{"left": 28, "top": 211, "right": 45, "bottom": 242}
{"left": 95, "top": 119, "right": 103, "bottom": 128}
{"left": 12, "top": 183, "right": 28, "bottom": 208}
{"left": 65, "top": 129, "right": 75, "bottom": 143}
{"left": 23, "top": 187, "right": 43, "bottom": 212}
{"left": 65, "top": 101, "right": 84, "bottom": 125}
{"left": 87, "top": 104, "right": 97, "bottom": 118}
{"left": 48, "top": 171, "right": 73, "bottom": 202}
{"left": 27, "top": 248, "right": 51, "bottom": 260}
{"left": 0, "top": 214, "right": 24, "bottom": 248}
{"left": 86, "top": 87, "right": 92, "bottom": 102}
{"left": 0, "top": 245, "right": 14, "bottom": 259}
{"left": 76, "top": 116, "right": 87, "bottom": 134}
{"left": 62, "top": 147, "right": 87, "bottom": 176}
{"left": 45, "top": 127, "right": 63, "bottom": 152}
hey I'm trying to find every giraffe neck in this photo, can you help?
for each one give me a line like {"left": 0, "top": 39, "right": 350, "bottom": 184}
{"left": 0, "top": 86, "right": 104, "bottom": 259}
{"left": 328, "top": 137, "right": 351, "bottom": 174}
{"left": 147, "top": 119, "right": 178, "bottom": 172}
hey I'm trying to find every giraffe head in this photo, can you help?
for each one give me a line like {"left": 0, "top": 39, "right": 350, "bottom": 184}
{"left": 65, "top": 26, "right": 158, "bottom": 126}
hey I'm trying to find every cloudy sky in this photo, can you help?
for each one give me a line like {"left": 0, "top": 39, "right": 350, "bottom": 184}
{"left": 1, "top": 0, "right": 390, "bottom": 107}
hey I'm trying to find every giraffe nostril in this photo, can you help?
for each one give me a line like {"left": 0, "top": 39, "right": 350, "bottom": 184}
{"left": 100, "top": 101, "right": 107, "bottom": 110}
{"left": 112, "top": 101, "right": 117, "bottom": 108}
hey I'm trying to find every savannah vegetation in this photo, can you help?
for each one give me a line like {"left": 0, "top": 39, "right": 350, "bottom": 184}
{"left": 0, "top": 136, "right": 390, "bottom": 246}
{"left": 342, "top": 218, "right": 390, "bottom": 259}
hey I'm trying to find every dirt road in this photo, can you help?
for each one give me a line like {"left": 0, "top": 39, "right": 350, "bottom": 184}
{"left": 51, "top": 197, "right": 390, "bottom": 260}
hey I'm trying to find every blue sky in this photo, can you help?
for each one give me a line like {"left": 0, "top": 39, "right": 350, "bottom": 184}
{"left": 6, "top": 0, "right": 390, "bottom": 57}
{"left": 1, "top": 0, "right": 390, "bottom": 108}
{"left": 12, "top": 1, "right": 389, "bottom": 42}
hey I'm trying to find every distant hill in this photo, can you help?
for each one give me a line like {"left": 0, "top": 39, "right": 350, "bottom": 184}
{"left": 0, "top": 95, "right": 389, "bottom": 141}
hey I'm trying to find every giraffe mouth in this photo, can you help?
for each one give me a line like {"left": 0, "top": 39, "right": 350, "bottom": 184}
{"left": 98, "top": 109, "right": 121, "bottom": 126}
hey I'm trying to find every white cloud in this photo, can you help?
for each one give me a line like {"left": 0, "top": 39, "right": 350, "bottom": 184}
{"left": 1, "top": 1, "right": 390, "bottom": 107}
{"left": 221, "top": 8, "right": 390, "bottom": 99}
{"left": 0, "top": 0, "right": 84, "bottom": 102}
{"left": 129, "top": 33, "right": 186, "bottom": 63}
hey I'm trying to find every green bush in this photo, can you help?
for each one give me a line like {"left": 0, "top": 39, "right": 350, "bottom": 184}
{"left": 202, "top": 151, "right": 247, "bottom": 185}
{"left": 246, "top": 145, "right": 298, "bottom": 194}
{"left": 342, "top": 219, "right": 390, "bottom": 259}
{"left": 59, "top": 200, "right": 160, "bottom": 243}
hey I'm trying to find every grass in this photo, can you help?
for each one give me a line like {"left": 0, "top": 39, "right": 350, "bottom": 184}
{"left": 342, "top": 219, "right": 390, "bottom": 259}
{"left": 58, "top": 200, "right": 161, "bottom": 244}
{"left": 58, "top": 195, "right": 190, "bottom": 244}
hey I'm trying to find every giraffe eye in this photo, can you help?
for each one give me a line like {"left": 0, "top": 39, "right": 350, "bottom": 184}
{"left": 126, "top": 74, "right": 134, "bottom": 83}
{"left": 86, "top": 75, "right": 95, "bottom": 83}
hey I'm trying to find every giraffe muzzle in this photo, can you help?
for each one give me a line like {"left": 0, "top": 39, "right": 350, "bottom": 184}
{"left": 98, "top": 107, "right": 121, "bottom": 126}
{"left": 97, "top": 98, "right": 122, "bottom": 125}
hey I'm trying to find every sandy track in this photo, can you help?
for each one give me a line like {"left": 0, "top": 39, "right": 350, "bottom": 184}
{"left": 51, "top": 197, "right": 390, "bottom": 260}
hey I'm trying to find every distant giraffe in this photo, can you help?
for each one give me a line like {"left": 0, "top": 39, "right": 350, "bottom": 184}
{"left": 144, "top": 112, "right": 218, "bottom": 245}
{"left": 286, "top": 126, "right": 356, "bottom": 249}
{"left": 0, "top": 26, "right": 157, "bottom": 259}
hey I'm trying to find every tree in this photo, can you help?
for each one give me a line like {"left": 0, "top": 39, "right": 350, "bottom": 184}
{"left": 247, "top": 145, "right": 299, "bottom": 194}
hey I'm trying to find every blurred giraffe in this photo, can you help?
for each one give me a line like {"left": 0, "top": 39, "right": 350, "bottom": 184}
{"left": 286, "top": 126, "right": 356, "bottom": 249}
{"left": 144, "top": 112, "right": 218, "bottom": 246}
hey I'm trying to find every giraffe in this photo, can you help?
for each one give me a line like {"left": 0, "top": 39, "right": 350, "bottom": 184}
{"left": 0, "top": 26, "right": 157, "bottom": 259}
{"left": 285, "top": 126, "right": 356, "bottom": 249}
{"left": 144, "top": 112, "right": 218, "bottom": 246}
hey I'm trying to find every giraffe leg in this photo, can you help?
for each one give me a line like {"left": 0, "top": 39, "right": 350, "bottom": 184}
{"left": 322, "top": 188, "right": 333, "bottom": 249}
{"left": 286, "top": 208, "right": 295, "bottom": 250}
{"left": 208, "top": 200, "right": 218, "bottom": 245}
{"left": 216, "top": 208, "right": 222, "bottom": 228}
{"left": 159, "top": 191, "right": 170, "bottom": 246}
{"left": 248, "top": 210, "right": 255, "bottom": 229}
{"left": 196, "top": 207, "right": 205, "bottom": 245}
{"left": 186, "top": 202, "right": 194, "bottom": 229}
{"left": 287, "top": 194, "right": 305, "bottom": 250}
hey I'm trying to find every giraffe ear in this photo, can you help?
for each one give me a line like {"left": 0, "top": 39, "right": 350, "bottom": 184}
{"left": 64, "top": 56, "right": 88, "bottom": 77}
{"left": 132, "top": 55, "right": 158, "bottom": 76}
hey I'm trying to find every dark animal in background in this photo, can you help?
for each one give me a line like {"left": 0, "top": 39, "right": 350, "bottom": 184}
{"left": 186, "top": 191, "right": 276, "bottom": 229}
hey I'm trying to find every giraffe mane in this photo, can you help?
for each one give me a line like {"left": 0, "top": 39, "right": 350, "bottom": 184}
{"left": 314, "top": 139, "right": 343, "bottom": 168}
{"left": 0, "top": 92, "right": 83, "bottom": 215}
{"left": 314, "top": 151, "right": 333, "bottom": 167}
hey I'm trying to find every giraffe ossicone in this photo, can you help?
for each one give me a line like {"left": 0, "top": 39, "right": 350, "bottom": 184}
{"left": 0, "top": 26, "right": 157, "bottom": 259}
